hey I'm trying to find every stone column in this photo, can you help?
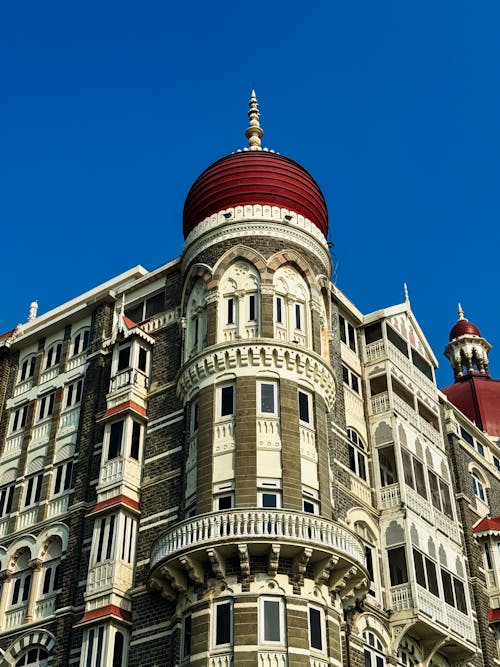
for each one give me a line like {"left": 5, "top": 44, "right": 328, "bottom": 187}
{"left": 0, "top": 571, "right": 13, "bottom": 629}
{"left": 26, "top": 559, "right": 43, "bottom": 622}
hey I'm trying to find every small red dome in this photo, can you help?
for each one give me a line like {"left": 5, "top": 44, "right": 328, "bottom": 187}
{"left": 449, "top": 319, "right": 481, "bottom": 341}
{"left": 183, "top": 150, "right": 328, "bottom": 239}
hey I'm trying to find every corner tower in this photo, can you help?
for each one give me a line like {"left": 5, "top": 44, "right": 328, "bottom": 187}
{"left": 148, "top": 93, "right": 368, "bottom": 666}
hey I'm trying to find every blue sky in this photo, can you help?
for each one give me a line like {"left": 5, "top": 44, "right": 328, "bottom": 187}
{"left": 1, "top": 1, "right": 499, "bottom": 387}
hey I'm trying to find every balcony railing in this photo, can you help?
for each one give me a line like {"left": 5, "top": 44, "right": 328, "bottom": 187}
{"left": 109, "top": 368, "right": 148, "bottom": 394}
{"left": 16, "top": 507, "right": 38, "bottom": 531}
{"left": 151, "top": 509, "right": 365, "bottom": 571}
{"left": 65, "top": 351, "right": 87, "bottom": 372}
{"left": 58, "top": 406, "right": 80, "bottom": 434}
{"left": 99, "top": 457, "right": 141, "bottom": 489}
{"left": 46, "top": 494, "right": 70, "bottom": 519}
{"left": 39, "top": 366, "right": 59, "bottom": 385}
{"left": 378, "top": 483, "right": 401, "bottom": 509}
{"left": 4, "top": 607, "right": 27, "bottom": 629}
{"left": 365, "top": 340, "right": 436, "bottom": 394}
{"left": 209, "top": 655, "right": 232, "bottom": 667}
{"left": 86, "top": 560, "right": 134, "bottom": 597}
{"left": 391, "top": 583, "right": 412, "bottom": 611}
{"left": 34, "top": 595, "right": 56, "bottom": 620}
{"left": 4, "top": 433, "right": 23, "bottom": 456}
{"left": 13, "top": 378, "right": 33, "bottom": 397}
{"left": 369, "top": 392, "right": 442, "bottom": 447}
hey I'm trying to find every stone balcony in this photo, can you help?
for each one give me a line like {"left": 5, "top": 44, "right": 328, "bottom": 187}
{"left": 85, "top": 560, "right": 134, "bottom": 600}
{"left": 365, "top": 339, "right": 436, "bottom": 396}
{"left": 149, "top": 509, "right": 367, "bottom": 604}
{"left": 106, "top": 368, "right": 148, "bottom": 412}
{"left": 97, "top": 456, "right": 141, "bottom": 502}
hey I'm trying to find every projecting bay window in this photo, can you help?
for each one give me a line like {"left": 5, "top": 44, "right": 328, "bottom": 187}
{"left": 413, "top": 549, "right": 439, "bottom": 597}
{"left": 427, "top": 470, "right": 453, "bottom": 518}
{"left": 441, "top": 569, "right": 467, "bottom": 614}
{"left": 53, "top": 460, "right": 74, "bottom": 496}
{"left": 387, "top": 546, "right": 408, "bottom": 586}
{"left": 91, "top": 515, "right": 116, "bottom": 565}
{"left": 80, "top": 624, "right": 129, "bottom": 667}
{"left": 401, "top": 448, "right": 427, "bottom": 499}
{"left": 111, "top": 341, "right": 150, "bottom": 390}
{"left": 104, "top": 418, "right": 144, "bottom": 462}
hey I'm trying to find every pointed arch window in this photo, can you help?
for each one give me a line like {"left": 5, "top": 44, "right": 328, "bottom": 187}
{"left": 363, "top": 630, "right": 385, "bottom": 666}
{"left": 347, "top": 428, "right": 367, "bottom": 481}
{"left": 273, "top": 265, "right": 311, "bottom": 347}
{"left": 185, "top": 279, "right": 207, "bottom": 359}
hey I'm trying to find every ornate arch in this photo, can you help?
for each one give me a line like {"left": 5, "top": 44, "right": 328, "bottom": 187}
{"left": 210, "top": 245, "right": 268, "bottom": 289}
{"left": 2, "top": 629, "right": 55, "bottom": 665}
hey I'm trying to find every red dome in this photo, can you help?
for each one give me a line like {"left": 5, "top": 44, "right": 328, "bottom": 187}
{"left": 183, "top": 150, "right": 328, "bottom": 239}
{"left": 449, "top": 319, "right": 481, "bottom": 341}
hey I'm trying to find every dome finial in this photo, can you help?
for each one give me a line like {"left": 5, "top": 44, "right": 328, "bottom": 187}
{"left": 245, "top": 89, "right": 263, "bottom": 151}
{"left": 457, "top": 302, "right": 465, "bottom": 320}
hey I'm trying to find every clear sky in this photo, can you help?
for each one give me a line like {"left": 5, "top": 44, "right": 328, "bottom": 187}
{"left": 1, "top": 1, "right": 499, "bottom": 388}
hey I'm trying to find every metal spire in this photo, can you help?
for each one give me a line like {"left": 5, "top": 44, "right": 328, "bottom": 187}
{"left": 245, "top": 89, "right": 263, "bottom": 151}
{"left": 403, "top": 282, "right": 410, "bottom": 304}
{"left": 457, "top": 302, "right": 465, "bottom": 320}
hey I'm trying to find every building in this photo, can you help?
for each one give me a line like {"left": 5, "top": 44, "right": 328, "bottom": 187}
{"left": 0, "top": 92, "right": 499, "bottom": 667}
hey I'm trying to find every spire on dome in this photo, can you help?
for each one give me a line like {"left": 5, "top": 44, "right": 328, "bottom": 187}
{"left": 245, "top": 89, "right": 264, "bottom": 151}
{"left": 457, "top": 302, "right": 465, "bottom": 320}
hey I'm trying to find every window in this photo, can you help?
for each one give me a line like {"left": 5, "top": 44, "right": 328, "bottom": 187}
{"left": 130, "top": 421, "right": 142, "bottom": 460}
{"left": 108, "top": 421, "right": 124, "bottom": 460}
{"left": 216, "top": 494, "right": 234, "bottom": 511}
{"left": 0, "top": 483, "right": 15, "bottom": 518}
{"left": 258, "top": 382, "right": 278, "bottom": 415}
{"left": 411, "top": 348, "right": 433, "bottom": 381}
{"left": 249, "top": 294, "right": 256, "bottom": 321}
{"left": 182, "top": 615, "right": 192, "bottom": 659}
{"left": 37, "top": 393, "right": 55, "bottom": 421}
{"left": 386, "top": 325, "right": 409, "bottom": 357}
{"left": 226, "top": 298, "right": 235, "bottom": 325}
{"left": 413, "top": 549, "right": 439, "bottom": 596}
{"left": 125, "top": 292, "right": 164, "bottom": 323}
{"left": 117, "top": 346, "right": 131, "bottom": 371}
{"left": 11, "top": 405, "right": 28, "bottom": 432}
{"left": 42, "top": 561, "right": 60, "bottom": 596}
{"left": 388, "top": 546, "right": 408, "bottom": 586}
{"left": 84, "top": 625, "right": 105, "bottom": 667}
{"left": 219, "top": 385, "right": 235, "bottom": 418}
{"left": 484, "top": 542, "right": 493, "bottom": 570}
{"left": 460, "top": 427, "right": 474, "bottom": 446}
{"left": 441, "top": 569, "right": 467, "bottom": 613}
{"left": 275, "top": 296, "right": 284, "bottom": 324}
{"left": 112, "top": 631, "right": 125, "bottom": 667}
{"left": 45, "top": 342, "right": 62, "bottom": 370}
{"left": 342, "top": 364, "right": 360, "bottom": 393}
{"left": 303, "top": 488, "right": 319, "bottom": 514}
{"left": 339, "top": 315, "right": 357, "bottom": 352}
{"left": 213, "top": 600, "right": 232, "bottom": 647}
{"left": 347, "top": 429, "right": 367, "bottom": 481}
{"left": 427, "top": 470, "right": 453, "bottom": 518}
{"left": 298, "top": 390, "right": 312, "bottom": 424}
{"left": 72, "top": 328, "right": 90, "bottom": 356}
{"left": 24, "top": 473, "right": 43, "bottom": 507}
{"left": 20, "top": 355, "right": 36, "bottom": 382}
{"left": 11, "top": 552, "right": 32, "bottom": 608}
{"left": 138, "top": 347, "right": 148, "bottom": 373}
{"left": 92, "top": 514, "right": 116, "bottom": 564}
{"left": 65, "top": 379, "right": 83, "bottom": 408}
{"left": 308, "top": 606, "right": 326, "bottom": 652}
{"left": 294, "top": 303, "right": 303, "bottom": 331}
{"left": 471, "top": 471, "right": 487, "bottom": 502}
{"left": 120, "top": 515, "right": 136, "bottom": 563}
{"left": 363, "top": 630, "right": 385, "bottom": 667}
{"left": 260, "top": 597, "right": 285, "bottom": 644}
{"left": 401, "top": 448, "right": 427, "bottom": 499}
{"left": 493, "top": 456, "right": 500, "bottom": 472}
{"left": 191, "top": 401, "right": 199, "bottom": 434}
{"left": 15, "top": 648, "right": 48, "bottom": 667}
{"left": 258, "top": 481, "right": 281, "bottom": 509}
{"left": 53, "top": 460, "right": 74, "bottom": 495}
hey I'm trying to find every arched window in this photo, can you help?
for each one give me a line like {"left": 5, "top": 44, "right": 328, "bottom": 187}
{"left": 15, "top": 648, "right": 48, "bottom": 667}
{"left": 470, "top": 468, "right": 488, "bottom": 505}
{"left": 363, "top": 630, "right": 385, "bottom": 666}
{"left": 185, "top": 279, "right": 207, "bottom": 359}
{"left": 355, "top": 521, "right": 378, "bottom": 597}
{"left": 273, "top": 265, "right": 310, "bottom": 347}
{"left": 347, "top": 428, "right": 367, "bottom": 481}
{"left": 398, "top": 637, "right": 421, "bottom": 666}
{"left": 19, "top": 354, "right": 37, "bottom": 383}
{"left": 44, "top": 341, "right": 63, "bottom": 370}
{"left": 71, "top": 327, "right": 90, "bottom": 357}
{"left": 10, "top": 550, "right": 32, "bottom": 609}
{"left": 40, "top": 538, "right": 62, "bottom": 599}
{"left": 218, "top": 261, "right": 261, "bottom": 342}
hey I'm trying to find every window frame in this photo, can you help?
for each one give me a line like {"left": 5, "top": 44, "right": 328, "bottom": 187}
{"left": 258, "top": 381, "right": 278, "bottom": 417}
{"left": 298, "top": 389, "right": 313, "bottom": 425}
{"left": 72, "top": 327, "right": 90, "bottom": 357}
{"left": 347, "top": 428, "right": 367, "bottom": 481}
{"left": 308, "top": 604, "right": 327, "bottom": 653}
{"left": 212, "top": 599, "right": 233, "bottom": 648}
{"left": 24, "top": 472, "right": 43, "bottom": 508}
{"left": 259, "top": 596, "right": 286, "bottom": 646}
{"left": 45, "top": 341, "right": 62, "bottom": 370}
{"left": 218, "top": 384, "right": 235, "bottom": 419}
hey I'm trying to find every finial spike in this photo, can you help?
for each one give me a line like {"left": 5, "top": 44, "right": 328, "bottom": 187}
{"left": 245, "top": 89, "right": 263, "bottom": 151}
{"left": 457, "top": 302, "right": 465, "bottom": 320}
{"left": 403, "top": 282, "right": 410, "bottom": 304}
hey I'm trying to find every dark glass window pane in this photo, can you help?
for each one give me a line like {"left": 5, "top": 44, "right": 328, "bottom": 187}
{"left": 220, "top": 386, "right": 234, "bottom": 417}
{"left": 413, "top": 549, "right": 426, "bottom": 587}
{"left": 428, "top": 471, "right": 441, "bottom": 510}
{"left": 130, "top": 422, "right": 141, "bottom": 459}
{"left": 365, "top": 546, "right": 374, "bottom": 582}
{"left": 261, "top": 384, "right": 275, "bottom": 413}
{"left": 365, "top": 323, "right": 382, "bottom": 344}
{"left": 109, "top": 422, "right": 124, "bottom": 460}
{"left": 249, "top": 295, "right": 256, "bottom": 321}
{"left": 276, "top": 297, "right": 282, "bottom": 323}
{"left": 342, "top": 365, "right": 349, "bottom": 384}
{"left": 125, "top": 303, "right": 143, "bottom": 323}
{"left": 441, "top": 570, "right": 454, "bottom": 605}
{"left": 43, "top": 568, "right": 51, "bottom": 595}
{"left": 425, "top": 558, "right": 439, "bottom": 596}
{"left": 218, "top": 495, "right": 232, "bottom": 510}
{"left": 138, "top": 348, "right": 147, "bottom": 372}
{"left": 358, "top": 453, "right": 367, "bottom": 481}
{"left": 227, "top": 298, "right": 234, "bottom": 325}
{"left": 106, "top": 515, "right": 116, "bottom": 560}
{"left": 386, "top": 325, "right": 409, "bottom": 357}
{"left": 298, "top": 392, "right": 310, "bottom": 423}
{"left": 182, "top": 616, "right": 192, "bottom": 657}
{"left": 264, "top": 599, "right": 281, "bottom": 642}
{"left": 454, "top": 577, "right": 467, "bottom": 613}
{"left": 303, "top": 500, "right": 315, "bottom": 513}
{"left": 401, "top": 450, "right": 415, "bottom": 489}
{"left": 339, "top": 315, "right": 346, "bottom": 343}
{"left": 348, "top": 323, "right": 356, "bottom": 351}
{"left": 351, "top": 374, "right": 359, "bottom": 393}
{"left": 460, "top": 427, "right": 474, "bottom": 446}
{"left": 440, "top": 481, "right": 453, "bottom": 518}
{"left": 145, "top": 293, "right": 164, "bottom": 319}
{"left": 388, "top": 547, "right": 408, "bottom": 585}
{"left": 118, "top": 347, "right": 130, "bottom": 371}
{"left": 113, "top": 631, "right": 124, "bottom": 667}
{"left": 413, "top": 459, "right": 427, "bottom": 499}
{"left": 364, "top": 650, "right": 372, "bottom": 667}
{"left": 295, "top": 304, "right": 301, "bottom": 330}
{"left": 309, "top": 607, "right": 323, "bottom": 650}
{"left": 411, "top": 348, "right": 433, "bottom": 380}
{"left": 262, "top": 493, "right": 277, "bottom": 508}
{"left": 348, "top": 445, "right": 356, "bottom": 472}
{"left": 215, "top": 602, "right": 231, "bottom": 645}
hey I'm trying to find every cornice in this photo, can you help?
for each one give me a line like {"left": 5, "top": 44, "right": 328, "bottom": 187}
{"left": 177, "top": 341, "right": 336, "bottom": 409}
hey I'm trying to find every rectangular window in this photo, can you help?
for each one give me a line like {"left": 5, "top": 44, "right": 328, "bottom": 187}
{"left": 227, "top": 298, "right": 234, "bottom": 325}
{"left": 308, "top": 606, "right": 325, "bottom": 651}
{"left": 85, "top": 626, "right": 105, "bottom": 667}
{"left": 476, "top": 441, "right": 485, "bottom": 456}
{"left": 214, "top": 601, "right": 232, "bottom": 646}
{"left": 460, "top": 427, "right": 474, "bottom": 446}
{"left": 413, "top": 459, "right": 427, "bottom": 499}
{"left": 276, "top": 297, "right": 283, "bottom": 324}
{"left": 261, "top": 598, "right": 283, "bottom": 643}
{"left": 494, "top": 456, "right": 500, "bottom": 472}
{"left": 138, "top": 347, "right": 148, "bottom": 373}
{"left": 182, "top": 615, "right": 192, "bottom": 658}
{"left": 118, "top": 346, "right": 131, "bottom": 371}
{"left": 121, "top": 515, "right": 135, "bottom": 563}
{"left": 217, "top": 494, "right": 233, "bottom": 511}
{"left": 259, "top": 382, "right": 277, "bottom": 415}
{"left": 388, "top": 547, "right": 408, "bottom": 586}
{"left": 191, "top": 401, "right": 199, "bottom": 433}
{"left": 249, "top": 294, "right": 256, "bottom": 321}
{"left": 386, "top": 325, "right": 409, "bottom": 357}
{"left": 303, "top": 498, "right": 318, "bottom": 514}
{"left": 220, "top": 385, "right": 235, "bottom": 418}
{"left": 20, "top": 356, "right": 36, "bottom": 382}
{"left": 439, "top": 480, "right": 453, "bottom": 518}
{"left": 0, "top": 484, "right": 15, "bottom": 518}
{"left": 24, "top": 473, "right": 43, "bottom": 507}
{"left": 428, "top": 471, "right": 441, "bottom": 511}
{"left": 259, "top": 491, "right": 280, "bottom": 508}
{"left": 65, "top": 379, "right": 83, "bottom": 408}
{"left": 108, "top": 421, "right": 124, "bottom": 460}
{"left": 295, "top": 303, "right": 302, "bottom": 330}
{"left": 53, "top": 461, "right": 73, "bottom": 495}
{"left": 340, "top": 315, "right": 357, "bottom": 352}
{"left": 38, "top": 393, "right": 55, "bottom": 421}
{"left": 130, "top": 422, "right": 141, "bottom": 460}
{"left": 94, "top": 515, "right": 116, "bottom": 564}
{"left": 12, "top": 405, "right": 28, "bottom": 432}
{"left": 401, "top": 449, "right": 415, "bottom": 489}
{"left": 298, "top": 390, "right": 311, "bottom": 424}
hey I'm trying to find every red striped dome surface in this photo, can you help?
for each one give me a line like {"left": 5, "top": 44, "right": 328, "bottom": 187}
{"left": 449, "top": 319, "right": 481, "bottom": 341}
{"left": 183, "top": 150, "right": 328, "bottom": 239}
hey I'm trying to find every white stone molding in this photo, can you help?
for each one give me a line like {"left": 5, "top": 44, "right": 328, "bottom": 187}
{"left": 182, "top": 211, "right": 331, "bottom": 276}
{"left": 177, "top": 342, "right": 336, "bottom": 410}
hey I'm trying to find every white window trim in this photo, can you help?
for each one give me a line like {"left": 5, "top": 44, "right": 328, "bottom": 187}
{"left": 298, "top": 389, "right": 313, "bottom": 425}
{"left": 259, "top": 596, "right": 286, "bottom": 646}
{"left": 217, "top": 383, "right": 235, "bottom": 420}
{"left": 212, "top": 599, "right": 233, "bottom": 649}
{"left": 308, "top": 604, "right": 327, "bottom": 654}
{"left": 257, "top": 381, "right": 279, "bottom": 417}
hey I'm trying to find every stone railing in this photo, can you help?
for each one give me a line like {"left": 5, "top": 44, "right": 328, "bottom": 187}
{"left": 13, "top": 378, "right": 33, "bottom": 397}
{"left": 58, "top": 406, "right": 80, "bottom": 434}
{"left": 4, "top": 433, "right": 23, "bottom": 456}
{"left": 378, "top": 483, "right": 401, "bottom": 509}
{"left": 65, "top": 351, "right": 87, "bottom": 372}
{"left": 99, "top": 457, "right": 141, "bottom": 489}
{"left": 31, "top": 420, "right": 51, "bottom": 444}
{"left": 86, "top": 560, "right": 134, "bottom": 597}
{"left": 34, "top": 595, "right": 56, "bottom": 620}
{"left": 39, "top": 366, "right": 59, "bottom": 385}
{"left": 365, "top": 340, "right": 436, "bottom": 395}
{"left": 151, "top": 509, "right": 365, "bottom": 571}
{"left": 46, "top": 494, "right": 70, "bottom": 519}
{"left": 350, "top": 477, "right": 372, "bottom": 505}
{"left": 16, "top": 507, "right": 38, "bottom": 531}
{"left": 391, "top": 583, "right": 412, "bottom": 611}
{"left": 4, "top": 607, "right": 27, "bottom": 629}
{"left": 109, "top": 368, "right": 148, "bottom": 394}
{"left": 0, "top": 517, "right": 10, "bottom": 538}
